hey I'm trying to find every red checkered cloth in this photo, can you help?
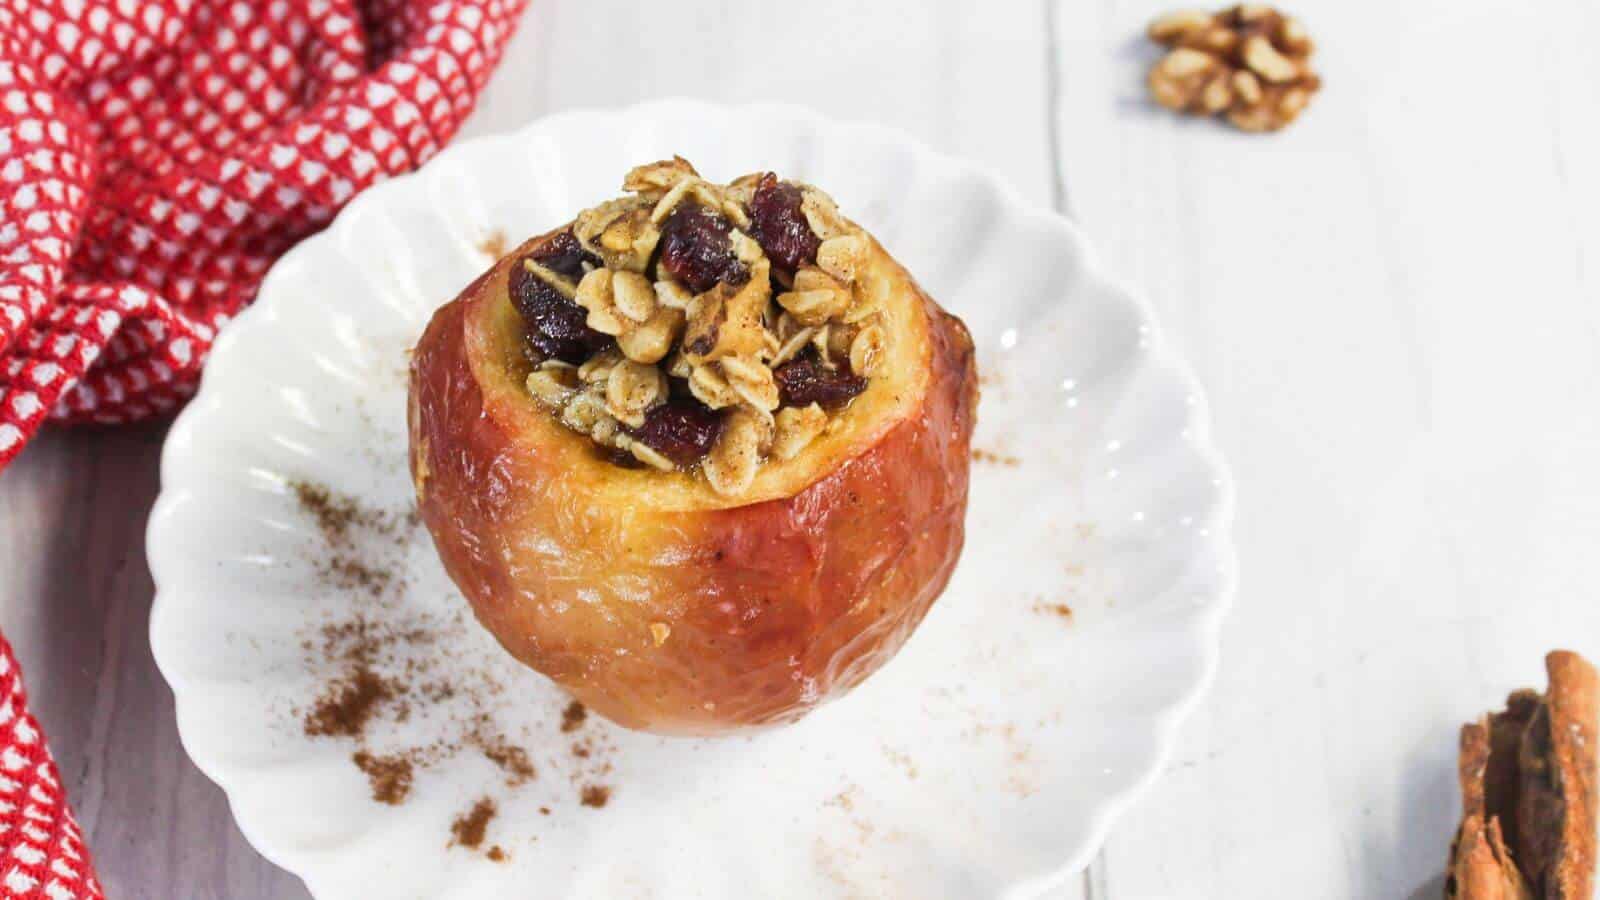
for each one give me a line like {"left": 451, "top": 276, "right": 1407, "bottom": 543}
{"left": 0, "top": 635, "right": 100, "bottom": 899}
{"left": 0, "top": 0, "right": 527, "bottom": 893}
{"left": 0, "top": 0, "right": 528, "bottom": 473}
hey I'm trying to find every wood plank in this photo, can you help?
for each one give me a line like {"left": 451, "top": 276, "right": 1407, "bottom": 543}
{"left": 1051, "top": 0, "right": 1600, "bottom": 895}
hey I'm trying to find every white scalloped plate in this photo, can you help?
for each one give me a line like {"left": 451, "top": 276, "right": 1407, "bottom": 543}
{"left": 148, "top": 100, "right": 1235, "bottom": 899}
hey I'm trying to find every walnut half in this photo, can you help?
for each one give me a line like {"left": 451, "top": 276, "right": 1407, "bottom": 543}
{"left": 1146, "top": 5, "right": 1320, "bottom": 133}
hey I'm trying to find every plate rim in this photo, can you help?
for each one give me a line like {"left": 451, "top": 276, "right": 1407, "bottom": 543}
{"left": 146, "top": 97, "right": 1239, "bottom": 896}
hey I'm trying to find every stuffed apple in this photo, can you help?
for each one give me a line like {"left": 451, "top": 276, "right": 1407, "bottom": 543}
{"left": 408, "top": 158, "right": 977, "bottom": 735}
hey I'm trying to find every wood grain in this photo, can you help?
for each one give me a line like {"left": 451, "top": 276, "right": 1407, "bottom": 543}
{"left": 1053, "top": 0, "right": 1600, "bottom": 897}
{"left": 3, "top": 0, "right": 1598, "bottom": 896}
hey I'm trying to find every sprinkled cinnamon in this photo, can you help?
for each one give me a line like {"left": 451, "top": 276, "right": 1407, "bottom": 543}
{"left": 476, "top": 732, "right": 537, "bottom": 786}
{"left": 450, "top": 798, "right": 497, "bottom": 849}
{"left": 352, "top": 751, "right": 414, "bottom": 805}
{"left": 479, "top": 231, "right": 508, "bottom": 259}
{"left": 560, "top": 700, "right": 587, "bottom": 733}
{"left": 971, "top": 448, "right": 1021, "bottom": 467}
{"left": 580, "top": 785, "right": 611, "bottom": 808}
{"left": 304, "top": 665, "right": 395, "bottom": 738}
{"left": 1034, "top": 601, "right": 1074, "bottom": 620}
{"left": 320, "top": 557, "right": 392, "bottom": 593}
{"left": 291, "top": 479, "right": 403, "bottom": 545}
{"left": 288, "top": 475, "right": 621, "bottom": 841}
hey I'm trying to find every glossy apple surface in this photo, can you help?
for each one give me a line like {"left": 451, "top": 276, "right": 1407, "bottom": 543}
{"left": 408, "top": 229, "right": 977, "bottom": 734}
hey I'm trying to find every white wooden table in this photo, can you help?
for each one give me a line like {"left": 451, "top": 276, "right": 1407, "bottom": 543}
{"left": 3, "top": 0, "right": 1598, "bottom": 896}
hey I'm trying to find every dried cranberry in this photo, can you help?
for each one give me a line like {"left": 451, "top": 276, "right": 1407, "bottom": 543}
{"left": 774, "top": 353, "right": 867, "bottom": 408}
{"left": 508, "top": 233, "right": 611, "bottom": 364}
{"left": 627, "top": 401, "right": 725, "bottom": 466}
{"left": 532, "top": 230, "right": 601, "bottom": 280}
{"left": 658, "top": 205, "right": 749, "bottom": 293}
{"left": 747, "top": 173, "right": 820, "bottom": 273}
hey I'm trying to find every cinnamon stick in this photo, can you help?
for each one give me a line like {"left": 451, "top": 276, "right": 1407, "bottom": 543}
{"left": 1447, "top": 651, "right": 1597, "bottom": 899}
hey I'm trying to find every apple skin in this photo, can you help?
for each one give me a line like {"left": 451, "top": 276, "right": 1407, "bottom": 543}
{"left": 408, "top": 234, "right": 977, "bottom": 735}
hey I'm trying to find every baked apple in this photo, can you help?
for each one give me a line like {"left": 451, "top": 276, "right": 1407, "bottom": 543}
{"left": 408, "top": 158, "right": 977, "bottom": 735}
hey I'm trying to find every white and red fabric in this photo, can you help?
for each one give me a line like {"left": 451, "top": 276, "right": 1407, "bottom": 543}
{"left": 0, "top": 0, "right": 527, "bottom": 471}
{"left": 0, "top": 0, "right": 528, "bottom": 892}
{"left": 0, "top": 633, "right": 100, "bottom": 899}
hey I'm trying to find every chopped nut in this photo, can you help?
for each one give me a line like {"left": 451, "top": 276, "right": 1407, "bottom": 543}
{"left": 649, "top": 622, "right": 672, "bottom": 646}
{"left": 848, "top": 324, "right": 886, "bottom": 378}
{"left": 682, "top": 274, "right": 771, "bottom": 364}
{"left": 653, "top": 279, "right": 694, "bottom": 311}
{"left": 702, "top": 407, "right": 770, "bottom": 496}
{"left": 617, "top": 305, "right": 685, "bottom": 365}
{"left": 1146, "top": 5, "right": 1320, "bottom": 133}
{"left": 771, "top": 403, "right": 827, "bottom": 460}
{"left": 815, "top": 234, "right": 867, "bottom": 284}
{"left": 596, "top": 208, "right": 662, "bottom": 273}
{"left": 574, "top": 198, "right": 638, "bottom": 251}
{"left": 574, "top": 269, "right": 629, "bottom": 336}
{"left": 611, "top": 271, "right": 656, "bottom": 323}
{"left": 605, "top": 360, "right": 665, "bottom": 428}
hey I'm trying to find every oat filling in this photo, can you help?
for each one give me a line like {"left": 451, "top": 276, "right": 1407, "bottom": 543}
{"left": 509, "top": 158, "right": 887, "bottom": 496}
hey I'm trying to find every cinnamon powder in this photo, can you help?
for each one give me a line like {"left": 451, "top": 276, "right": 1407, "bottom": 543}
{"left": 304, "top": 665, "right": 394, "bottom": 738}
{"left": 1034, "top": 601, "right": 1074, "bottom": 620}
{"left": 353, "top": 751, "right": 415, "bottom": 805}
{"left": 479, "top": 230, "right": 508, "bottom": 259}
{"left": 290, "top": 477, "right": 617, "bottom": 847}
{"left": 560, "top": 700, "right": 587, "bottom": 733}
{"left": 476, "top": 732, "right": 537, "bottom": 786}
{"left": 450, "top": 798, "right": 497, "bottom": 849}
{"left": 971, "top": 448, "right": 1021, "bottom": 467}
